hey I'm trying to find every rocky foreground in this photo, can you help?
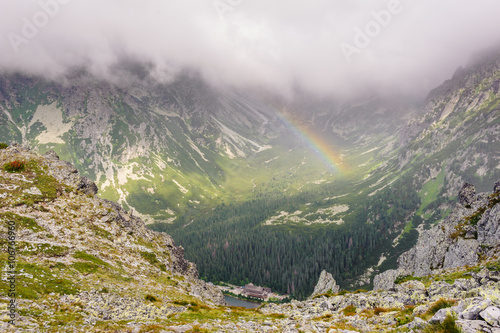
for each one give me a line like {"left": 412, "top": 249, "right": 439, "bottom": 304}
{"left": 1, "top": 143, "right": 500, "bottom": 332}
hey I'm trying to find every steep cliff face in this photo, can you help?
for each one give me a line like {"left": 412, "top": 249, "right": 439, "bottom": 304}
{"left": 394, "top": 50, "right": 500, "bottom": 197}
{"left": 374, "top": 181, "right": 500, "bottom": 290}
{"left": 0, "top": 72, "right": 281, "bottom": 222}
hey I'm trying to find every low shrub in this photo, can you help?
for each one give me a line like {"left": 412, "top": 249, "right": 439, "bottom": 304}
{"left": 145, "top": 294, "right": 159, "bottom": 302}
{"left": 4, "top": 160, "right": 25, "bottom": 172}
{"left": 0, "top": 143, "right": 8, "bottom": 149}
{"left": 342, "top": 305, "right": 357, "bottom": 316}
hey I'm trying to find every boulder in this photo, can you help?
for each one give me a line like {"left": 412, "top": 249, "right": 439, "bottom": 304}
{"left": 430, "top": 308, "right": 457, "bottom": 323}
{"left": 459, "top": 183, "right": 476, "bottom": 207}
{"left": 373, "top": 269, "right": 404, "bottom": 291}
{"left": 460, "top": 298, "right": 492, "bottom": 320}
{"left": 457, "top": 319, "right": 495, "bottom": 333}
{"left": 403, "top": 316, "right": 427, "bottom": 330}
{"left": 479, "top": 306, "right": 500, "bottom": 326}
{"left": 310, "top": 270, "right": 339, "bottom": 298}
{"left": 77, "top": 176, "right": 99, "bottom": 195}
{"left": 43, "top": 150, "right": 60, "bottom": 160}
{"left": 494, "top": 180, "right": 500, "bottom": 194}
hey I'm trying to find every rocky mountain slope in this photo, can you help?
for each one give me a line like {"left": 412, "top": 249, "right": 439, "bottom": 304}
{"left": 259, "top": 180, "right": 500, "bottom": 332}
{"left": 376, "top": 49, "right": 500, "bottom": 223}
{"left": 2, "top": 141, "right": 500, "bottom": 332}
{"left": 0, "top": 144, "right": 231, "bottom": 332}
{"left": 0, "top": 71, "right": 283, "bottom": 222}
{"left": 0, "top": 48, "right": 499, "bottom": 301}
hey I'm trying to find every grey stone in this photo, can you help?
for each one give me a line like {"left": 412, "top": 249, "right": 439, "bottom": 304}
{"left": 430, "top": 307, "right": 457, "bottom": 323}
{"left": 494, "top": 180, "right": 500, "bottom": 194}
{"left": 373, "top": 269, "right": 404, "bottom": 291}
{"left": 43, "top": 150, "right": 60, "bottom": 159}
{"left": 77, "top": 176, "right": 99, "bottom": 195}
{"left": 310, "top": 270, "right": 340, "bottom": 298}
{"left": 478, "top": 205, "right": 500, "bottom": 246}
{"left": 459, "top": 183, "right": 476, "bottom": 207}
{"left": 460, "top": 299, "right": 491, "bottom": 320}
{"left": 479, "top": 306, "right": 500, "bottom": 326}
{"left": 457, "top": 319, "right": 493, "bottom": 333}
{"left": 404, "top": 316, "right": 427, "bottom": 330}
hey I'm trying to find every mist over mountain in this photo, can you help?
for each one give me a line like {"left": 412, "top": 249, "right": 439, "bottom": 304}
{"left": 2, "top": 0, "right": 500, "bottom": 98}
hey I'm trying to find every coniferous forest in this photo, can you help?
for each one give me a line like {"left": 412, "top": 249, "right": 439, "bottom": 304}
{"left": 152, "top": 176, "right": 422, "bottom": 299}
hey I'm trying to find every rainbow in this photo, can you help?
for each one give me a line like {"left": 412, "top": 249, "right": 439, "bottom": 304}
{"left": 275, "top": 111, "right": 346, "bottom": 174}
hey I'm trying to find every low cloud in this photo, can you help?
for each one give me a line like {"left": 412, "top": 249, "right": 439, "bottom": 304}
{"left": 1, "top": 0, "right": 500, "bottom": 98}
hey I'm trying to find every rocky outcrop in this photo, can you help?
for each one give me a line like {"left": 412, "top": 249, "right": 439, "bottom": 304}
{"left": 495, "top": 180, "right": 500, "bottom": 194}
{"left": 76, "top": 176, "right": 98, "bottom": 195}
{"left": 373, "top": 269, "right": 406, "bottom": 291}
{"left": 478, "top": 204, "right": 500, "bottom": 247}
{"left": 386, "top": 181, "right": 499, "bottom": 279}
{"left": 310, "top": 270, "right": 340, "bottom": 298}
{"left": 0, "top": 144, "right": 226, "bottom": 332}
{"left": 260, "top": 268, "right": 500, "bottom": 333}
{"left": 459, "top": 183, "right": 476, "bottom": 206}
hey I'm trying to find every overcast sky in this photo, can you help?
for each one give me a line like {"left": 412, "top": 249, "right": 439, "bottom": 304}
{"left": 1, "top": 0, "right": 500, "bottom": 98}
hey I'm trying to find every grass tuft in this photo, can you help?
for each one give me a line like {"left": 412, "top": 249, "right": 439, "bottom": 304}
{"left": 426, "top": 298, "right": 457, "bottom": 317}
{"left": 423, "top": 315, "right": 462, "bottom": 333}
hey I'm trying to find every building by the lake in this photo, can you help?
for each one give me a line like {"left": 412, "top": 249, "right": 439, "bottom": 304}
{"left": 243, "top": 283, "right": 271, "bottom": 300}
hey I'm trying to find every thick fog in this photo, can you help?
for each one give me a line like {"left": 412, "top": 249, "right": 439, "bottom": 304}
{"left": 1, "top": 0, "right": 500, "bottom": 97}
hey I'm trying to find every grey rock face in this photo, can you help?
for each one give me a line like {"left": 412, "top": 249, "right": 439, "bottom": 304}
{"left": 397, "top": 224, "right": 450, "bottom": 276}
{"left": 373, "top": 269, "right": 405, "bottom": 291}
{"left": 478, "top": 205, "right": 500, "bottom": 246}
{"left": 443, "top": 238, "right": 479, "bottom": 269}
{"left": 310, "top": 270, "right": 340, "bottom": 298}
{"left": 43, "top": 150, "right": 60, "bottom": 160}
{"left": 77, "top": 176, "right": 99, "bottom": 195}
{"left": 457, "top": 319, "right": 495, "bottom": 333}
{"left": 494, "top": 180, "right": 500, "bottom": 194}
{"left": 375, "top": 181, "right": 499, "bottom": 288}
{"left": 459, "top": 183, "right": 476, "bottom": 206}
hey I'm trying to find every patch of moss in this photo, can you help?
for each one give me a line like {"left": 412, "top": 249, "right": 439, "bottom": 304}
{"left": 0, "top": 262, "right": 78, "bottom": 299}
{"left": 138, "top": 325, "right": 168, "bottom": 333}
{"left": 140, "top": 251, "right": 159, "bottom": 265}
{"left": 0, "top": 212, "right": 43, "bottom": 232}
{"left": 72, "top": 251, "right": 110, "bottom": 267}
{"left": 90, "top": 225, "right": 112, "bottom": 239}
{"left": 395, "top": 305, "right": 415, "bottom": 326}
{"left": 19, "top": 242, "right": 69, "bottom": 257}
{"left": 71, "top": 262, "right": 99, "bottom": 274}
